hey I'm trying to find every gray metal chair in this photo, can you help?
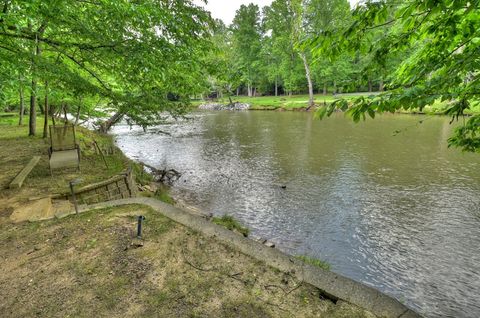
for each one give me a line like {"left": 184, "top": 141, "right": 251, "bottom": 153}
{"left": 48, "top": 125, "right": 80, "bottom": 175}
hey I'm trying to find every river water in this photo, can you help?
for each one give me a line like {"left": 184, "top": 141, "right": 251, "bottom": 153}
{"left": 112, "top": 111, "right": 480, "bottom": 317}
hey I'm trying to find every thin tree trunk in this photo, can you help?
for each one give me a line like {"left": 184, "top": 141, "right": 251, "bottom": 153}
{"left": 253, "top": 87, "right": 256, "bottom": 97}
{"left": 29, "top": 30, "right": 43, "bottom": 136}
{"left": 99, "top": 111, "right": 124, "bottom": 133}
{"left": 29, "top": 78, "right": 37, "bottom": 136}
{"left": 379, "top": 78, "right": 384, "bottom": 92}
{"left": 236, "top": 87, "right": 239, "bottom": 96}
{"left": 51, "top": 105, "right": 56, "bottom": 127}
{"left": 63, "top": 103, "right": 68, "bottom": 123}
{"left": 333, "top": 80, "right": 337, "bottom": 95}
{"left": 368, "top": 79, "right": 373, "bottom": 92}
{"left": 18, "top": 79, "right": 24, "bottom": 125}
{"left": 247, "top": 83, "right": 252, "bottom": 97}
{"left": 323, "top": 82, "right": 327, "bottom": 95}
{"left": 275, "top": 77, "right": 278, "bottom": 97}
{"left": 300, "top": 53, "right": 314, "bottom": 110}
{"left": 43, "top": 80, "right": 48, "bottom": 138}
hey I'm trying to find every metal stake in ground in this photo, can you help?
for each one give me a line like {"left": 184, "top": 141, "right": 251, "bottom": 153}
{"left": 137, "top": 216, "right": 146, "bottom": 238}
{"left": 69, "top": 178, "right": 82, "bottom": 214}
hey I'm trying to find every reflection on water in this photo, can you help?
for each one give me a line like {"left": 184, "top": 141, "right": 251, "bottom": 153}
{"left": 112, "top": 111, "right": 480, "bottom": 318}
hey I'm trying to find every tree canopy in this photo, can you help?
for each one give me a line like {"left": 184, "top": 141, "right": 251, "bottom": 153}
{"left": 309, "top": 0, "right": 480, "bottom": 152}
{"left": 0, "top": 0, "right": 213, "bottom": 133}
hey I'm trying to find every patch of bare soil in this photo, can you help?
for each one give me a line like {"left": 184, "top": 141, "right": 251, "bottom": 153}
{"left": 0, "top": 205, "right": 375, "bottom": 318}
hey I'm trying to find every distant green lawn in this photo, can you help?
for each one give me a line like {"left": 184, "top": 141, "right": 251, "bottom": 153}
{"left": 193, "top": 93, "right": 480, "bottom": 114}
{"left": 195, "top": 93, "right": 373, "bottom": 110}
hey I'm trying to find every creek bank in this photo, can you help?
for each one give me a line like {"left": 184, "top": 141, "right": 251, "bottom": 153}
{"left": 85, "top": 198, "right": 422, "bottom": 318}
{"left": 198, "top": 102, "right": 250, "bottom": 111}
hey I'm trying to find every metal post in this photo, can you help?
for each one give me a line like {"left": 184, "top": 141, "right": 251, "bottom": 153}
{"left": 137, "top": 216, "right": 146, "bottom": 238}
{"left": 69, "top": 178, "right": 82, "bottom": 215}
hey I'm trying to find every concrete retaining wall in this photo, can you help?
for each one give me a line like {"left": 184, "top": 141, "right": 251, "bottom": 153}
{"left": 84, "top": 197, "right": 421, "bottom": 318}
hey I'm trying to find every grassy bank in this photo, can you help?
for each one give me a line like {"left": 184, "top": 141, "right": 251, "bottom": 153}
{"left": 0, "top": 114, "right": 138, "bottom": 202}
{"left": 195, "top": 94, "right": 368, "bottom": 110}
{"left": 0, "top": 204, "right": 374, "bottom": 317}
{"left": 194, "top": 94, "right": 480, "bottom": 115}
{"left": 0, "top": 114, "right": 172, "bottom": 199}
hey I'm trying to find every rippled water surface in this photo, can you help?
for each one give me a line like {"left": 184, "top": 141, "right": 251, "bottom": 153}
{"left": 112, "top": 111, "right": 480, "bottom": 317}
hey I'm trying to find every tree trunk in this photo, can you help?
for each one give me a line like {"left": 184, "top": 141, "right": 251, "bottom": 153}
{"left": 236, "top": 87, "right": 239, "bottom": 96}
{"left": 253, "top": 87, "right": 256, "bottom": 97}
{"left": 300, "top": 53, "right": 314, "bottom": 110}
{"left": 29, "top": 32, "right": 42, "bottom": 136}
{"left": 323, "top": 82, "right": 327, "bottom": 95}
{"left": 379, "top": 78, "right": 384, "bottom": 92}
{"left": 43, "top": 80, "right": 48, "bottom": 138}
{"left": 51, "top": 106, "right": 56, "bottom": 127}
{"left": 333, "top": 80, "right": 337, "bottom": 95}
{"left": 63, "top": 103, "right": 68, "bottom": 123}
{"left": 247, "top": 83, "right": 252, "bottom": 97}
{"left": 275, "top": 77, "right": 278, "bottom": 97}
{"left": 18, "top": 80, "right": 24, "bottom": 126}
{"left": 29, "top": 78, "right": 37, "bottom": 136}
{"left": 99, "top": 112, "right": 124, "bottom": 133}
{"left": 368, "top": 79, "right": 373, "bottom": 92}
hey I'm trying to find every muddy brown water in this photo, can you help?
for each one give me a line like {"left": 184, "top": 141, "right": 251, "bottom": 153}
{"left": 112, "top": 111, "right": 480, "bottom": 318}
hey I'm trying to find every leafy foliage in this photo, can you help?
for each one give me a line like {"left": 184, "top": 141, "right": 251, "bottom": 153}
{"left": 309, "top": 0, "right": 480, "bottom": 151}
{"left": 0, "top": 0, "right": 213, "bottom": 132}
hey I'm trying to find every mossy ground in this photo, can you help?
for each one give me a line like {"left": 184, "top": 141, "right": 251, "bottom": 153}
{"left": 0, "top": 204, "right": 375, "bottom": 317}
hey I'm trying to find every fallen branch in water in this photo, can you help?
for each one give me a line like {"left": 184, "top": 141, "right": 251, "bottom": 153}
{"left": 139, "top": 161, "right": 181, "bottom": 185}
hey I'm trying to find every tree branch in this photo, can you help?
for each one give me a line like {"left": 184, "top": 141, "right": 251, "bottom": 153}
{"left": 0, "top": 28, "right": 128, "bottom": 51}
{"left": 62, "top": 51, "right": 111, "bottom": 92}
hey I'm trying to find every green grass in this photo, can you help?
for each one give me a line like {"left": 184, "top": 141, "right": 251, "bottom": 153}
{"left": 0, "top": 113, "right": 146, "bottom": 194}
{"left": 132, "top": 163, "right": 154, "bottom": 186}
{"left": 205, "top": 93, "right": 370, "bottom": 110}
{"left": 194, "top": 93, "right": 480, "bottom": 115}
{"left": 154, "top": 188, "right": 175, "bottom": 205}
{"left": 212, "top": 215, "right": 250, "bottom": 237}
{"left": 295, "top": 255, "right": 331, "bottom": 271}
